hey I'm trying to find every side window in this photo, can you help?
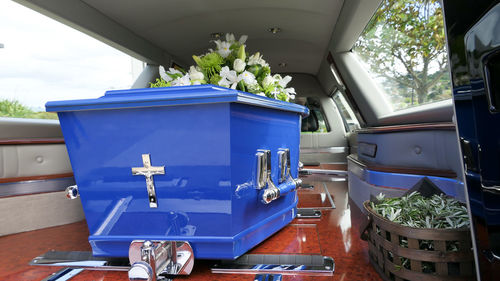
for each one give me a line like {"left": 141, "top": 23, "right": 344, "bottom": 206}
{"left": 353, "top": 0, "right": 451, "bottom": 111}
{"left": 0, "top": 1, "right": 144, "bottom": 120}
{"left": 295, "top": 97, "right": 330, "bottom": 133}
{"left": 332, "top": 91, "right": 360, "bottom": 132}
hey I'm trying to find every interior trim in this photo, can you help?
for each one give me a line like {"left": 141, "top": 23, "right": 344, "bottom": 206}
{"left": 300, "top": 146, "right": 348, "bottom": 154}
{"left": 356, "top": 122, "right": 456, "bottom": 134}
{"left": 0, "top": 177, "right": 75, "bottom": 198}
{"left": 328, "top": 54, "right": 367, "bottom": 126}
{"left": 0, "top": 138, "right": 65, "bottom": 145}
{"left": 347, "top": 154, "right": 457, "bottom": 178}
{"left": 0, "top": 173, "right": 74, "bottom": 184}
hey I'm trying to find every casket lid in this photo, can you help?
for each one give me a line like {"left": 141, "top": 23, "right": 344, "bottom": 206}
{"left": 46, "top": 85, "right": 309, "bottom": 116}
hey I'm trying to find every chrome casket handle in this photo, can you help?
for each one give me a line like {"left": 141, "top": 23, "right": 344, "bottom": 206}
{"left": 256, "top": 148, "right": 302, "bottom": 204}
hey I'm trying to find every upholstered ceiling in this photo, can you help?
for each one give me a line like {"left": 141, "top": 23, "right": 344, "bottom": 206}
{"left": 16, "top": 0, "right": 344, "bottom": 74}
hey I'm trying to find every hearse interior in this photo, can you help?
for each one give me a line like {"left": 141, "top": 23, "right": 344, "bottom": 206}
{"left": 1, "top": 0, "right": 499, "bottom": 280}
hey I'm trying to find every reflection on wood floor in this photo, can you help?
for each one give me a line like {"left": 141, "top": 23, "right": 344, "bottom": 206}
{"left": 0, "top": 179, "right": 382, "bottom": 280}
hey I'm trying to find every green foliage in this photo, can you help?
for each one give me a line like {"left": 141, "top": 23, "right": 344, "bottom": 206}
{"left": 193, "top": 52, "right": 224, "bottom": 80}
{"left": 150, "top": 78, "right": 170, "bottom": 88}
{"left": 209, "top": 74, "right": 222, "bottom": 85}
{"left": 0, "top": 99, "right": 58, "bottom": 120}
{"left": 370, "top": 191, "right": 470, "bottom": 229}
{"left": 371, "top": 191, "right": 469, "bottom": 272}
{"left": 354, "top": 0, "right": 451, "bottom": 108}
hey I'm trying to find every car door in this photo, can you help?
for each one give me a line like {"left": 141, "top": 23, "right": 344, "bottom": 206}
{"left": 442, "top": 1, "right": 500, "bottom": 280}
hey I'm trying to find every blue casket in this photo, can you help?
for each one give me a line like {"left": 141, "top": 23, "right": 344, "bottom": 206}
{"left": 46, "top": 85, "right": 308, "bottom": 259}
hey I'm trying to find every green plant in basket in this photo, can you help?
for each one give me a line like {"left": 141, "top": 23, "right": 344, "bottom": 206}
{"left": 370, "top": 191, "right": 469, "bottom": 229}
{"left": 370, "top": 191, "right": 470, "bottom": 273}
{"left": 150, "top": 33, "right": 296, "bottom": 102}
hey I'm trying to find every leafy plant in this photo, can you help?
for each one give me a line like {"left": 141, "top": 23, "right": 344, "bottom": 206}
{"left": 371, "top": 192, "right": 469, "bottom": 273}
{"left": 370, "top": 192, "right": 470, "bottom": 229}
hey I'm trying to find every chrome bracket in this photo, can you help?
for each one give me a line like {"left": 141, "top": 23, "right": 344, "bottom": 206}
{"left": 128, "top": 240, "right": 194, "bottom": 281}
{"left": 211, "top": 254, "right": 334, "bottom": 276}
{"left": 297, "top": 208, "right": 322, "bottom": 218}
{"left": 65, "top": 185, "right": 79, "bottom": 199}
{"left": 132, "top": 154, "right": 165, "bottom": 208}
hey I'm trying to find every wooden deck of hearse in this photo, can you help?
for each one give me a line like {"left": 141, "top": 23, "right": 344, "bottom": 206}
{"left": 0, "top": 167, "right": 382, "bottom": 281}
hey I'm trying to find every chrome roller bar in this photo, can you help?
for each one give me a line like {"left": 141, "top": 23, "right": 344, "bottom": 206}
{"left": 31, "top": 240, "right": 194, "bottom": 281}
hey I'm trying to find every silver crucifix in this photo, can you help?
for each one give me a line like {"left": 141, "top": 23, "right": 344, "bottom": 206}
{"left": 132, "top": 154, "right": 165, "bottom": 208}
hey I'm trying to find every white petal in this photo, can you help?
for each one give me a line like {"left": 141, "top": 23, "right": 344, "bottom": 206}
{"left": 159, "top": 66, "right": 172, "bottom": 82}
{"left": 281, "top": 76, "right": 292, "bottom": 87}
{"left": 226, "top": 33, "right": 235, "bottom": 42}
{"left": 239, "top": 35, "right": 248, "bottom": 44}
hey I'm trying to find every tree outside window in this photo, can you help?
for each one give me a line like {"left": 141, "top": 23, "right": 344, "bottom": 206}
{"left": 354, "top": 0, "right": 452, "bottom": 110}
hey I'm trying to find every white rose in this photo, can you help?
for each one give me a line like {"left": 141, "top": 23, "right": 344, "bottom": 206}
{"left": 189, "top": 66, "right": 204, "bottom": 81}
{"left": 233, "top": 59, "right": 246, "bottom": 73}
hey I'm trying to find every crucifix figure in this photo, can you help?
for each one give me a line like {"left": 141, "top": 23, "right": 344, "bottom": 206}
{"left": 132, "top": 154, "right": 165, "bottom": 208}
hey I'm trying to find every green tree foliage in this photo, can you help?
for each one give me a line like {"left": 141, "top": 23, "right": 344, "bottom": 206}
{"left": 0, "top": 99, "right": 57, "bottom": 119}
{"left": 355, "top": 0, "right": 451, "bottom": 108}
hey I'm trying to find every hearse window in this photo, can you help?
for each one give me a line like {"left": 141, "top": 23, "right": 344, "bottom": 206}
{"left": 353, "top": 0, "right": 452, "bottom": 111}
{"left": 295, "top": 97, "right": 330, "bottom": 133}
{"left": 332, "top": 91, "right": 360, "bottom": 132}
{"left": 0, "top": 1, "right": 144, "bottom": 120}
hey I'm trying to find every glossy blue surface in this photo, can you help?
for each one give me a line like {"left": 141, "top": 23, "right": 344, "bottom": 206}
{"left": 46, "top": 86, "right": 307, "bottom": 259}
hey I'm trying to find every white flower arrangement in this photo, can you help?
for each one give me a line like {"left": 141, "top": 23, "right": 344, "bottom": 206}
{"left": 151, "top": 33, "right": 296, "bottom": 102}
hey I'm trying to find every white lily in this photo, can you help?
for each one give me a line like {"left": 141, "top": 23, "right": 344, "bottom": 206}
{"left": 219, "top": 66, "right": 238, "bottom": 88}
{"left": 188, "top": 66, "right": 204, "bottom": 81}
{"left": 274, "top": 74, "right": 292, "bottom": 88}
{"left": 238, "top": 71, "right": 257, "bottom": 86}
{"left": 226, "top": 33, "right": 236, "bottom": 43}
{"left": 239, "top": 35, "right": 248, "bottom": 44}
{"left": 233, "top": 59, "right": 246, "bottom": 73}
{"left": 214, "top": 40, "right": 232, "bottom": 58}
{"left": 248, "top": 52, "right": 268, "bottom": 67}
{"left": 171, "top": 74, "right": 191, "bottom": 86}
{"left": 159, "top": 66, "right": 172, "bottom": 82}
{"left": 256, "top": 92, "right": 266, "bottom": 97}
{"left": 262, "top": 75, "right": 275, "bottom": 88}
{"left": 284, "top": 87, "right": 296, "bottom": 99}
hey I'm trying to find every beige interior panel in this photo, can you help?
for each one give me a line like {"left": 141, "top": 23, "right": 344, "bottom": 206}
{"left": 0, "top": 191, "right": 84, "bottom": 236}
{"left": 0, "top": 117, "right": 63, "bottom": 139}
{"left": 0, "top": 144, "right": 72, "bottom": 178}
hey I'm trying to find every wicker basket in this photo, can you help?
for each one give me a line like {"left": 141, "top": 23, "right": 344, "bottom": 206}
{"left": 361, "top": 201, "right": 475, "bottom": 281}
